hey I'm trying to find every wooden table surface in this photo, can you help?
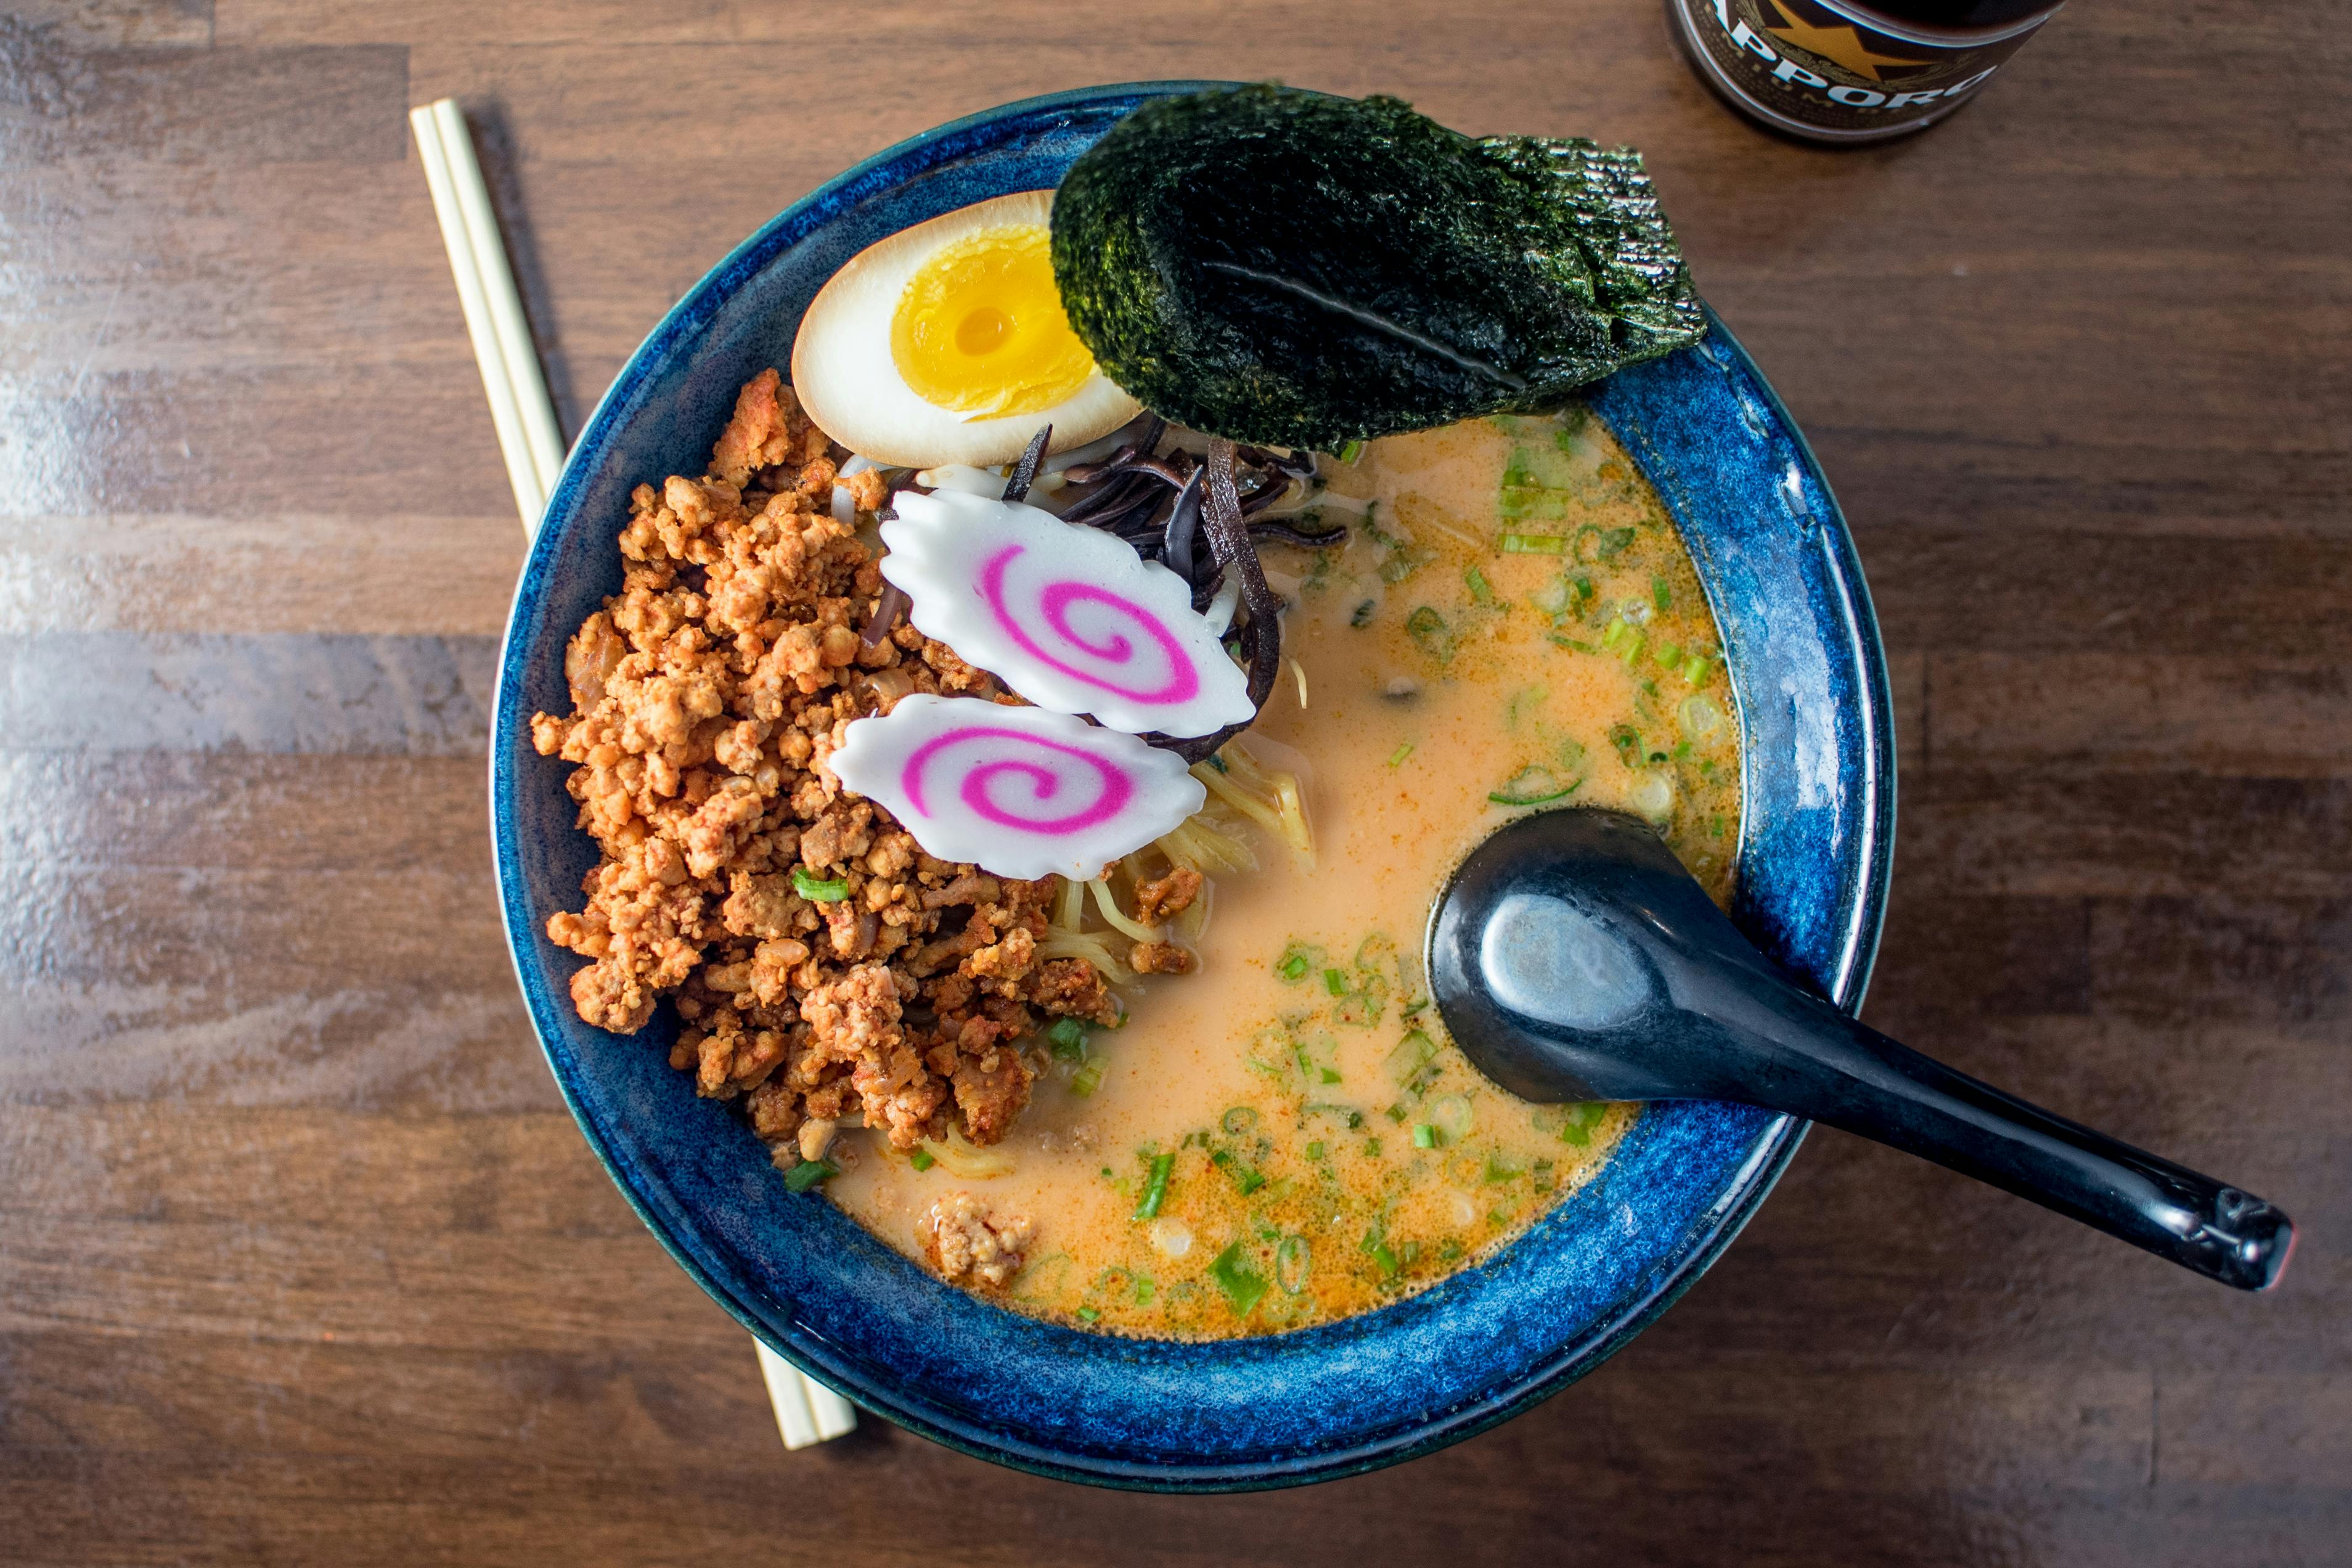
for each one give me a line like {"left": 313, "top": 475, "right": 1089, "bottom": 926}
{"left": 3, "top": 1, "right": 2345, "bottom": 1563}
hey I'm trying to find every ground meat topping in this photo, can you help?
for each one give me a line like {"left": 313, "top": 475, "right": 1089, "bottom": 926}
{"left": 926, "top": 1191, "right": 1035, "bottom": 1288}
{"left": 1132, "top": 867, "right": 1203, "bottom": 925}
{"left": 533, "top": 368, "right": 1121, "bottom": 1154}
{"left": 1129, "top": 941, "right": 1198, "bottom": 976}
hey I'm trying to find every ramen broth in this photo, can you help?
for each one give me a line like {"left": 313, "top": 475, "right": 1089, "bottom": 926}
{"left": 827, "top": 409, "right": 1742, "bottom": 1337}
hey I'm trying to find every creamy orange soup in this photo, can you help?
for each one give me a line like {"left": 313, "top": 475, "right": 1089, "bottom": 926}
{"left": 827, "top": 408, "right": 1742, "bottom": 1336}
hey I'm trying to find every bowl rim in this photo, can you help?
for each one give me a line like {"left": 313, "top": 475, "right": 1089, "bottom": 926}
{"left": 489, "top": 81, "right": 1896, "bottom": 1490}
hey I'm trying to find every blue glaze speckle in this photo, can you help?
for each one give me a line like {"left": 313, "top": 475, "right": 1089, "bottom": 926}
{"left": 489, "top": 83, "right": 1895, "bottom": 1492}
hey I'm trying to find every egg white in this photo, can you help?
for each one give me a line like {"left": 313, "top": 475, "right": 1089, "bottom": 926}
{"left": 788, "top": 190, "right": 1141, "bottom": 471}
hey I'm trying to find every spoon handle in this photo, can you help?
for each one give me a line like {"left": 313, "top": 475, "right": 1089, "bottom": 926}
{"left": 1717, "top": 986, "right": 2294, "bottom": 1291}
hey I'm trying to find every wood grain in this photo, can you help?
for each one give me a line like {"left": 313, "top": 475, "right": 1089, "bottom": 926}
{"left": 1, "top": 0, "right": 2345, "bottom": 1563}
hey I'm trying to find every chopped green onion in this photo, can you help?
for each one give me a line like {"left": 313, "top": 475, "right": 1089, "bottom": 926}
{"left": 1047, "top": 1016, "right": 1089, "bottom": 1058}
{"left": 1220, "top": 1106, "right": 1259, "bottom": 1135}
{"left": 1076, "top": 1306, "right": 1101, "bottom": 1323}
{"left": 1364, "top": 1137, "right": 1383, "bottom": 1158}
{"left": 1601, "top": 617, "right": 1631, "bottom": 652}
{"left": 1305, "top": 1102, "right": 1365, "bottom": 1129}
{"left": 1350, "top": 598, "right": 1377, "bottom": 629}
{"left": 1306, "top": 1140, "right": 1326, "bottom": 1161}
{"left": 1711, "top": 814, "right": 1728, "bottom": 840}
{"left": 1387, "top": 741, "right": 1415, "bottom": 767}
{"left": 1275, "top": 941, "right": 1320, "bottom": 982}
{"left": 1360, "top": 1223, "right": 1401, "bottom": 1278}
{"left": 1232, "top": 1166, "right": 1267, "bottom": 1196}
{"left": 1295, "top": 1028, "right": 1344, "bottom": 1082}
{"left": 1488, "top": 765, "right": 1579, "bottom": 807}
{"left": 1500, "top": 533, "right": 1567, "bottom": 555}
{"left": 1681, "top": 653, "right": 1710, "bottom": 687}
{"left": 1385, "top": 1029, "right": 1439, "bottom": 1085}
{"left": 1135, "top": 1276, "right": 1156, "bottom": 1304}
{"left": 1300, "top": 545, "right": 1334, "bottom": 594}
{"left": 1574, "top": 524, "right": 1636, "bottom": 564}
{"left": 1244, "top": 1033, "right": 1288, "bottom": 1081}
{"left": 1405, "top": 605, "right": 1452, "bottom": 661}
{"left": 1336, "top": 439, "right": 1365, "bottom": 465}
{"left": 1133, "top": 1153, "right": 1174, "bottom": 1219}
{"left": 1208, "top": 1242, "right": 1269, "bottom": 1316}
{"left": 1464, "top": 565, "right": 1495, "bottom": 604}
{"left": 1499, "top": 487, "right": 1569, "bottom": 523}
{"left": 1275, "top": 1235, "right": 1312, "bottom": 1294}
{"left": 1484, "top": 1153, "right": 1524, "bottom": 1185}
{"left": 1432, "top": 1094, "right": 1474, "bottom": 1140}
{"left": 783, "top": 1158, "right": 838, "bottom": 1193}
{"left": 909, "top": 1148, "right": 936, "bottom": 1172}
{"left": 1323, "top": 967, "right": 1349, "bottom": 996}
{"left": 792, "top": 867, "right": 849, "bottom": 902}
{"left": 1411, "top": 1123, "right": 1437, "bottom": 1149}
{"left": 1652, "top": 576, "right": 1672, "bottom": 612}
{"left": 1653, "top": 639, "right": 1684, "bottom": 671}
{"left": 1071, "top": 1057, "right": 1108, "bottom": 1096}
{"left": 1505, "top": 685, "right": 1546, "bottom": 731}
{"left": 1559, "top": 1102, "right": 1607, "bottom": 1148}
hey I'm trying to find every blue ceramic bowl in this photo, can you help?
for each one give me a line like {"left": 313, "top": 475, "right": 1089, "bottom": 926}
{"left": 491, "top": 83, "right": 1895, "bottom": 1491}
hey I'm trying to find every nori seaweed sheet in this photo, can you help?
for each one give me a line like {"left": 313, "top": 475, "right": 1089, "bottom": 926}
{"left": 1051, "top": 86, "right": 1707, "bottom": 451}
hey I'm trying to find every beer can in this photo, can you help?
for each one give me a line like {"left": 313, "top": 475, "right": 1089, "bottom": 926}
{"left": 1667, "top": 0, "right": 2064, "bottom": 144}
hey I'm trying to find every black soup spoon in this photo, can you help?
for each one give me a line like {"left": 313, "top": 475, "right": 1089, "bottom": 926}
{"left": 1427, "top": 808, "right": 2295, "bottom": 1291}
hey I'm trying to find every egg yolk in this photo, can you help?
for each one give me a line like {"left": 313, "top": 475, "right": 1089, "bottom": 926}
{"left": 889, "top": 225, "right": 1096, "bottom": 419}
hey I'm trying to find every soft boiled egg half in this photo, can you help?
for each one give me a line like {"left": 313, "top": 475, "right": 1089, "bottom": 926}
{"left": 789, "top": 190, "right": 1140, "bottom": 470}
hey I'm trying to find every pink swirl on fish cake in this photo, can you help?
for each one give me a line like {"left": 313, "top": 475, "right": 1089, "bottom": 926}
{"left": 903, "top": 721, "right": 1135, "bottom": 834}
{"left": 978, "top": 544, "right": 1201, "bottom": 706}
{"left": 879, "top": 488, "right": 1255, "bottom": 739}
{"left": 829, "top": 694, "right": 1206, "bottom": 881}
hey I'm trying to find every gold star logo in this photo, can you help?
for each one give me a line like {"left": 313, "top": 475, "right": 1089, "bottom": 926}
{"left": 1763, "top": 4, "right": 1935, "bottom": 81}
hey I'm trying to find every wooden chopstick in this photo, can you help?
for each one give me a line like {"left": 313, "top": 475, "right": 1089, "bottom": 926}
{"left": 409, "top": 102, "right": 550, "bottom": 531}
{"left": 410, "top": 95, "right": 859, "bottom": 1450}
{"left": 757, "top": 1342, "right": 860, "bottom": 1449}
{"left": 427, "top": 99, "right": 566, "bottom": 512}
